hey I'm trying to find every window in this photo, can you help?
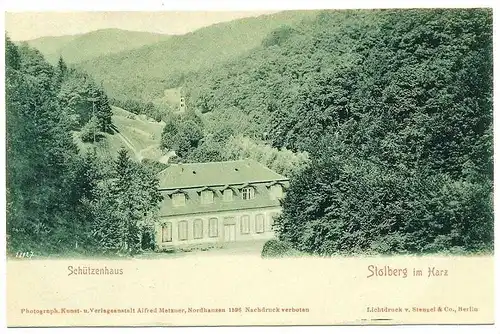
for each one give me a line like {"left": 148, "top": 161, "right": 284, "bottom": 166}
{"left": 172, "top": 193, "right": 186, "bottom": 206}
{"left": 178, "top": 220, "right": 188, "bottom": 240}
{"left": 255, "top": 214, "right": 265, "bottom": 233}
{"left": 242, "top": 187, "right": 255, "bottom": 200}
{"left": 162, "top": 222, "right": 172, "bottom": 242}
{"left": 265, "top": 215, "right": 274, "bottom": 232}
{"left": 240, "top": 215, "right": 250, "bottom": 234}
{"left": 201, "top": 190, "right": 214, "bottom": 204}
{"left": 209, "top": 218, "right": 218, "bottom": 237}
{"left": 223, "top": 189, "right": 233, "bottom": 202}
{"left": 270, "top": 184, "right": 283, "bottom": 200}
{"left": 193, "top": 219, "right": 203, "bottom": 239}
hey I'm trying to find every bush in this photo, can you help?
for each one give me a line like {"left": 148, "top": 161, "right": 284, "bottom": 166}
{"left": 261, "top": 239, "right": 298, "bottom": 258}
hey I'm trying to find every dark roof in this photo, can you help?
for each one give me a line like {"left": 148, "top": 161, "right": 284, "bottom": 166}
{"left": 157, "top": 159, "right": 288, "bottom": 189}
{"left": 159, "top": 183, "right": 287, "bottom": 217}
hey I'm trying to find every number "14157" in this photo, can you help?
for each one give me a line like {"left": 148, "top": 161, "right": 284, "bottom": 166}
{"left": 15, "top": 251, "right": 34, "bottom": 259}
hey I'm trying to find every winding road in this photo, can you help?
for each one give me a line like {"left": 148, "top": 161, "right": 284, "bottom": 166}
{"left": 109, "top": 124, "right": 142, "bottom": 161}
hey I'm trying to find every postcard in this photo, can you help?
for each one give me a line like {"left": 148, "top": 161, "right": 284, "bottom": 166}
{"left": 3, "top": 7, "right": 495, "bottom": 328}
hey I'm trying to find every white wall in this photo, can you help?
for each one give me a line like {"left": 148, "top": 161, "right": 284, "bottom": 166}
{"left": 156, "top": 207, "right": 281, "bottom": 250}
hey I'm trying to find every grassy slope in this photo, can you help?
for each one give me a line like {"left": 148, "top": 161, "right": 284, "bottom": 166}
{"left": 22, "top": 28, "right": 171, "bottom": 64}
{"left": 163, "top": 87, "right": 183, "bottom": 106}
{"left": 73, "top": 106, "right": 165, "bottom": 161}
{"left": 76, "top": 11, "right": 319, "bottom": 101}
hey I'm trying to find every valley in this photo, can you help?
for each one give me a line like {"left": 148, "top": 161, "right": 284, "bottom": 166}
{"left": 6, "top": 8, "right": 493, "bottom": 258}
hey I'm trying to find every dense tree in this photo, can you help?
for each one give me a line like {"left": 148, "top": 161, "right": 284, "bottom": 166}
{"left": 5, "top": 35, "right": 20, "bottom": 70}
{"left": 182, "top": 8, "right": 493, "bottom": 254}
{"left": 57, "top": 69, "right": 113, "bottom": 132}
{"left": 160, "top": 111, "right": 204, "bottom": 158}
{"left": 275, "top": 9, "right": 492, "bottom": 254}
{"left": 6, "top": 36, "right": 162, "bottom": 255}
{"left": 6, "top": 38, "right": 81, "bottom": 251}
{"left": 110, "top": 98, "right": 170, "bottom": 122}
{"left": 88, "top": 149, "right": 162, "bottom": 254}
{"left": 56, "top": 55, "right": 68, "bottom": 85}
{"left": 95, "top": 90, "right": 113, "bottom": 131}
{"left": 261, "top": 25, "right": 297, "bottom": 47}
{"left": 222, "top": 136, "right": 309, "bottom": 177}
{"left": 276, "top": 145, "right": 492, "bottom": 254}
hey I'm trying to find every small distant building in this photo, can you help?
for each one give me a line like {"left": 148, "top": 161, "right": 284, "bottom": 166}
{"left": 155, "top": 159, "right": 289, "bottom": 250}
{"left": 179, "top": 96, "right": 186, "bottom": 113}
{"left": 163, "top": 87, "right": 186, "bottom": 113}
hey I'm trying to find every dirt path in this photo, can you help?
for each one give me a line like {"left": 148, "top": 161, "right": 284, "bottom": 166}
{"left": 109, "top": 124, "right": 142, "bottom": 160}
{"left": 134, "top": 240, "right": 267, "bottom": 260}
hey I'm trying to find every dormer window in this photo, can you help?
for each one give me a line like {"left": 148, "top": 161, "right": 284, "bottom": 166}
{"left": 242, "top": 187, "right": 255, "bottom": 200}
{"left": 270, "top": 184, "right": 283, "bottom": 200}
{"left": 201, "top": 190, "right": 214, "bottom": 204}
{"left": 223, "top": 189, "right": 233, "bottom": 202}
{"left": 172, "top": 193, "right": 186, "bottom": 207}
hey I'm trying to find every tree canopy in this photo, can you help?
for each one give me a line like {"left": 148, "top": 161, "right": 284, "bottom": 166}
{"left": 182, "top": 8, "right": 493, "bottom": 254}
{"left": 6, "top": 37, "right": 161, "bottom": 255}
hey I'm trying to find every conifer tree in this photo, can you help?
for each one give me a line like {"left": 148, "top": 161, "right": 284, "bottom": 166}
{"left": 95, "top": 90, "right": 113, "bottom": 132}
{"left": 56, "top": 55, "right": 68, "bottom": 84}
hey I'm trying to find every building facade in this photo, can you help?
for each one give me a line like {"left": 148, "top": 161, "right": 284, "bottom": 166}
{"left": 155, "top": 159, "right": 288, "bottom": 250}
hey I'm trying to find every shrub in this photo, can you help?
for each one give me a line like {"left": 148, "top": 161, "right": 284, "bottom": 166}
{"left": 261, "top": 239, "right": 298, "bottom": 258}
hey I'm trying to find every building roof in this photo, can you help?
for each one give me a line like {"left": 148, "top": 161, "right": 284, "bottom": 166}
{"left": 157, "top": 159, "right": 288, "bottom": 190}
{"left": 157, "top": 159, "right": 289, "bottom": 217}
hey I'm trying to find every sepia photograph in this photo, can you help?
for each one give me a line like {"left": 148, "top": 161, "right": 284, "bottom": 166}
{"left": 3, "top": 5, "right": 495, "bottom": 328}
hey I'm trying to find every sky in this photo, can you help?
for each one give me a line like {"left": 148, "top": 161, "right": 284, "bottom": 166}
{"left": 5, "top": 11, "right": 280, "bottom": 41}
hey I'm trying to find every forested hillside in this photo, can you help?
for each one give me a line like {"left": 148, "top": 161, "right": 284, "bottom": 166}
{"left": 180, "top": 8, "right": 493, "bottom": 254}
{"left": 6, "top": 37, "right": 162, "bottom": 255}
{"left": 22, "top": 28, "right": 171, "bottom": 64}
{"left": 6, "top": 8, "right": 493, "bottom": 256}
{"left": 76, "top": 11, "right": 318, "bottom": 101}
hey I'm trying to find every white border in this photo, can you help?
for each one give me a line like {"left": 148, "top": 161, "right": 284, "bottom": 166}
{"left": 0, "top": 0, "right": 497, "bottom": 11}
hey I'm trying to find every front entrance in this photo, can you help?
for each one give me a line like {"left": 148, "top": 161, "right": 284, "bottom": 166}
{"left": 224, "top": 225, "right": 236, "bottom": 242}
{"left": 223, "top": 217, "right": 236, "bottom": 242}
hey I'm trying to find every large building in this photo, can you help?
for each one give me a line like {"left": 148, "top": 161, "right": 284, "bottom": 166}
{"left": 155, "top": 159, "right": 289, "bottom": 250}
